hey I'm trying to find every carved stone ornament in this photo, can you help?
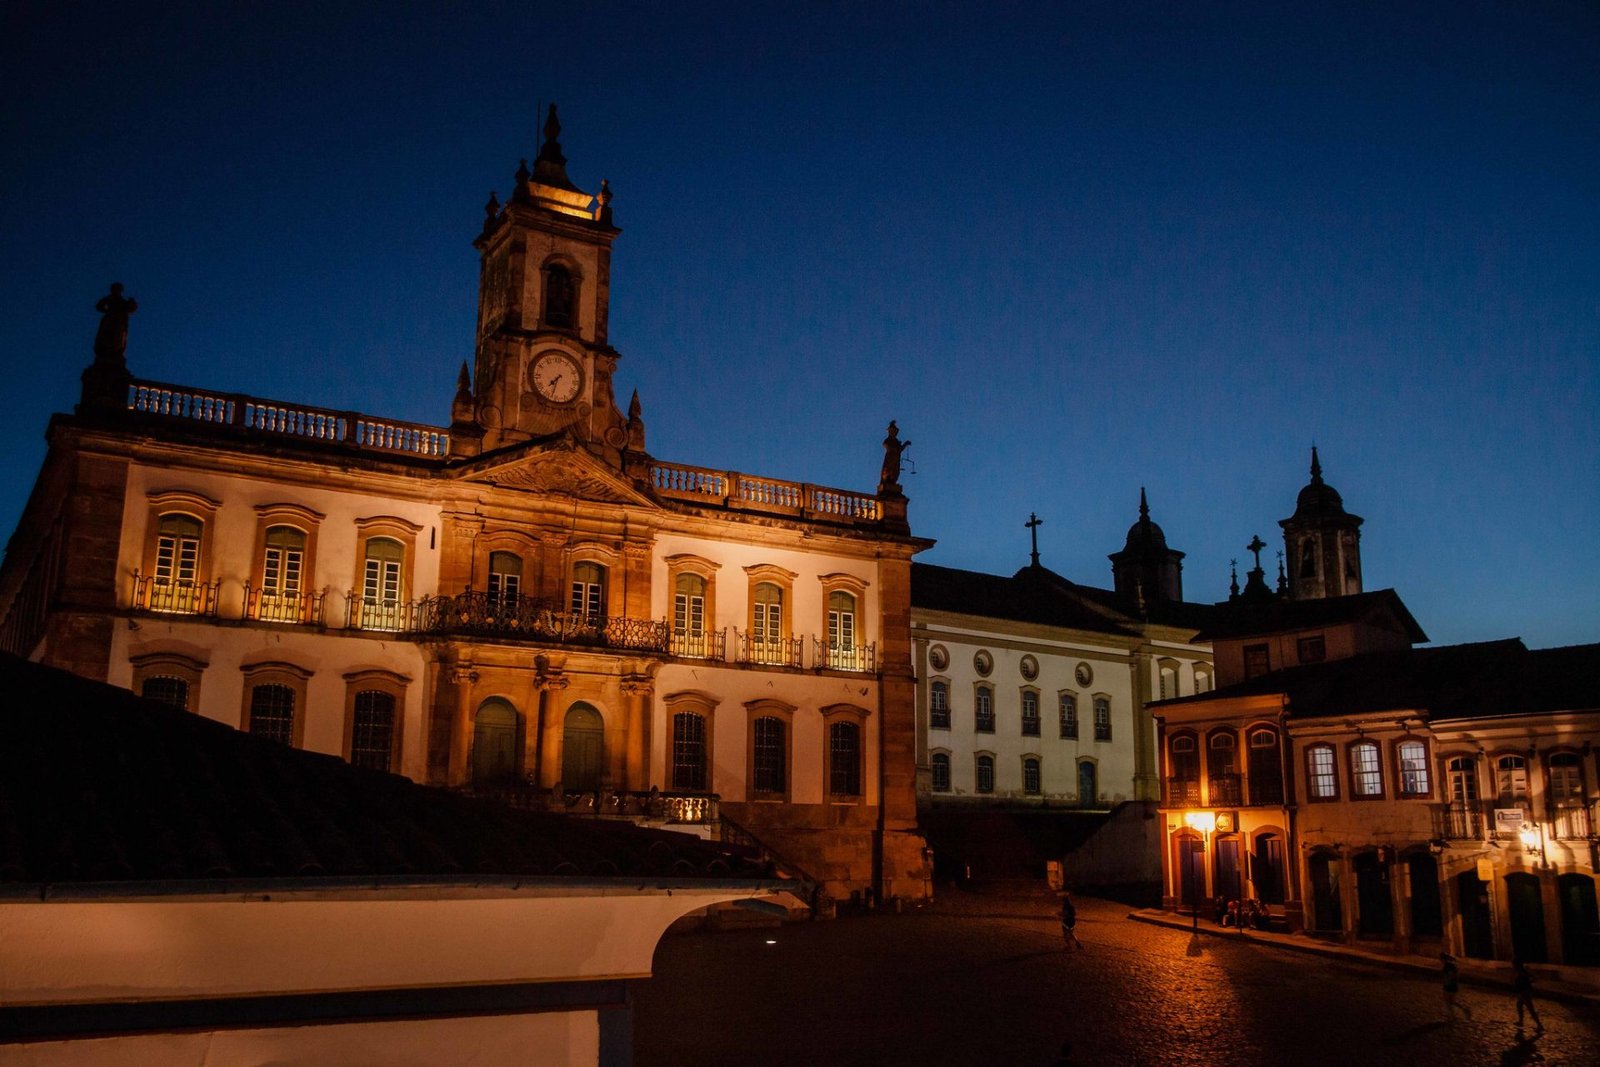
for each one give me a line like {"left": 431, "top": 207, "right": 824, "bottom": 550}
{"left": 450, "top": 667, "right": 479, "bottom": 686}
{"left": 536, "top": 670, "right": 571, "bottom": 691}
{"left": 620, "top": 676, "right": 654, "bottom": 698}
{"left": 487, "top": 457, "right": 640, "bottom": 503}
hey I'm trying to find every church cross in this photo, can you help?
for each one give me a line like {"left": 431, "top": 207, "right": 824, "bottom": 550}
{"left": 1026, "top": 513, "right": 1043, "bottom": 568}
{"left": 1246, "top": 534, "right": 1267, "bottom": 570}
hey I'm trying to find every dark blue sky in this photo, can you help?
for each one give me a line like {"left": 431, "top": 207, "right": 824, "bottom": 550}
{"left": 4, "top": 2, "right": 1596, "bottom": 647}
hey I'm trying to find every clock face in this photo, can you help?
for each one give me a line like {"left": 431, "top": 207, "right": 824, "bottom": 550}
{"left": 530, "top": 352, "right": 582, "bottom": 404}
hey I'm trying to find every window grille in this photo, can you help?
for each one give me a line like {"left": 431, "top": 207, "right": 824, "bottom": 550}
{"left": 1023, "top": 757, "right": 1041, "bottom": 795}
{"left": 141, "top": 675, "right": 189, "bottom": 712}
{"left": 829, "top": 721, "right": 861, "bottom": 796}
{"left": 672, "top": 711, "right": 707, "bottom": 791}
{"left": 1308, "top": 746, "right": 1337, "bottom": 799}
{"left": 249, "top": 684, "right": 295, "bottom": 746}
{"left": 752, "top": 716, "right": 785, "bottom": 794}
{"left": 975, "top": 754, "right": 994, "bottom": 794}
{"left": 351, "top": 690, "right": 396, "bottom": 771}
{"left": 931, "top": 752, "right": 951, "bottom": 793}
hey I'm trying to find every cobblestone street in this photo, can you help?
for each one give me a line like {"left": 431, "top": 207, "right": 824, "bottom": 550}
{"left": 635, "top": 885, "right": 1600, "bottom": 1066}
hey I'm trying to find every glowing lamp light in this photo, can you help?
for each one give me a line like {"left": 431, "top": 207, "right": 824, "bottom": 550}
{"left": 1518, "top": 827, "right": 1540, "bottom": 851}
{"left": 1184, "top": 811, "right": 1217, "bottom": 834}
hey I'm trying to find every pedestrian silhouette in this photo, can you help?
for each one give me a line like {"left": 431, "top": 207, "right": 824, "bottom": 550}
{"left": 1440, "top": 952, "right": 1471, "bottom": 1023}
{"left": 1060, "top": 890, "right": 1083, "bottom": 950}
{"left": 1510, "top": 957, "right": 1542, "bottom": 1033}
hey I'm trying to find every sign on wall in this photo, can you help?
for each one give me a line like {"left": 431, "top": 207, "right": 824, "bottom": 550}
{"left": 1493, "top": 808, "right": 1526, "bottom": 835}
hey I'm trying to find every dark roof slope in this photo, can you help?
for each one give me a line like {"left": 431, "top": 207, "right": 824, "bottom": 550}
{"left": 1155, "top": 639, "right": 1600, "bottom": 721}
{"left": 912, "top": 562, "right": 1215, "bottom": 636}
{"left": 1196, "top": 589, "right": 1428, "bottom": 643}
{"left": 0, "top": 655, "right": 772, "bottom": 886}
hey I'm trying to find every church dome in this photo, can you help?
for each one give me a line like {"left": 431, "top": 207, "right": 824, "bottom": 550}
{"left": 1119, "top": 488, "right": 1168, "bottom": 552}
{"left": 1289, "top": 447, "right": 1348, "bottom": 519}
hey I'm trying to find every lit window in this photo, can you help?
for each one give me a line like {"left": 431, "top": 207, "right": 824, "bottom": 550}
{"left": 752, "top": 582, "right": 785, "bottom": 663}
{"left": 488, "top": 551, "right": 522, "bottom": 609}
{"left": 1351, "top": 741, "right": 1383, "bottom": 797}
{"left": 262, "top": 526, "right": 305, "bottom": 598}
{"left": 155, "top": 514, "right": 202, "bottom": 586}
{"left": 827, "top": 591, "right": 858, "bottom": 669}
{"left": 361, "top": 537, "right": 405, "bottom": 629}
{"left": 931, "top": 752, "right": 951, "bottom": 793}
{"left": 975, "top": 754, "right": 995, "bottom": 794}
{"left": 930, "top": 681, "right": 950, "bottom": 729}
{"left": 1059, "top": 693, "right": 1077, "bottom": 738}
{"left": 1549, "top": 753, "right": 1583, "bottom": 803}
{"left": 1307, "top": 745, "right": 1337, "bottom": 799}
{"left": 1021, "top": 691, "right": 1040, "bottom": 736}
{"left": 1447, "top": 756, "right": 1478, "bottom": 802}
{"left": 975, "top": 686, "right": 994, "bottom": 733}
{"left": 1023, "top": 757, "right": 1041, "bottom": 795}
{"left": 673, "top": 572, "right": 707, "bottom": 656}
{"left": 1495, "top": 755, "right": 1528, "bottom": 801}
{"left": 1093, "top": 697, "right": 1111, "bottom": 741}
{"left": 1397, "top": 740, "right": 1430, "bottom": 796}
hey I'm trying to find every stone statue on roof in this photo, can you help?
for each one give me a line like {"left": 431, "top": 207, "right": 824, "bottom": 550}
{"left": 93, "top": 283, "right": 137, "bottom": 365}
{"left": 878, "top": 420, "right": 910, "bottom": 497}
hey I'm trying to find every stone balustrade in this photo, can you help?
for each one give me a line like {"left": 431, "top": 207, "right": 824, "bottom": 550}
{"left": 649, "top": 460, "right": 882, "bottom": 525}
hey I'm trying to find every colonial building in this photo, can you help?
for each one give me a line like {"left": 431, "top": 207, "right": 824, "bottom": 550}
{"left": 1152, "top": 458, "right": 1600, "bottom": 969}
{"left": 0, "top": 108, "right": 931, "bottom": 903}
{"left": 908, "top": 498, "right": 1216, "bottom": 882}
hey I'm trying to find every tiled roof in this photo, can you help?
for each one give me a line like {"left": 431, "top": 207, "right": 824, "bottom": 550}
{"left": 0, "top": 654, "right": 773, "bottom": 886}
{"left": 1194, "top": 589, "right": 1428, "bottom": 643}
{"left": 912, "top": 562, "right": 1214, "bottom": 636}
{"left": 1156, "top": 639, "right": 1600, "bottom": 721}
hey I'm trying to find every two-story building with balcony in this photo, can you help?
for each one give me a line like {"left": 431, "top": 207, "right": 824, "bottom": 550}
{"left": 0, "top": 108, "right": 932, "bottom": 904}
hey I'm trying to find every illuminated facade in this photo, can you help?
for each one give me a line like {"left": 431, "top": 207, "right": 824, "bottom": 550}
{"left": 0, "top": 108, "right": 931, "bottom": 903}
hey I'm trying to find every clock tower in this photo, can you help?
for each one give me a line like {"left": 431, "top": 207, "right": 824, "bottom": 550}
{"left": 466, "top": 106, "right": 627, "bottom": 460}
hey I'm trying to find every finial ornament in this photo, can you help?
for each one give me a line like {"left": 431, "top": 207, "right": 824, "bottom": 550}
{"left": 1246, "top": 534, "right": 1267, "bottom": 571}
{"left": 93, "top": 282, "right": 137, "bottom": 365}
{"left": 625, "top": 389, "right": 645, "bottom": 451}
{"left": 596, "top": 178, "right": 614, "bottom": 225}
{"left": 1026, "top": 512, "right": 1044, "bottom": 568}
{"left": 877, "top": 420, "right": 911, "bottom": 496}
{"left": 456, "top": 361, "right": 472, "bottom": 395}
{"left": 1309, "top": 445, "right": 1323, "bottom": 485}
{"left": 537, "top": 103, "right": 566, "bottom": 167}
{"left": 1139, "top": 487, "right": 1149, "bottom": 520}
{"left": 1229, "top": 558, "right": 1240, "bottom": 599}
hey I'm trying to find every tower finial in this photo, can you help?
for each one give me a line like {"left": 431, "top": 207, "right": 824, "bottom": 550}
{"left": 538, "top": 103, "right": 566, "bottom": 166}
{"left": 1139, "top": 486, "right": 1149, "bottom": 520}
{"left": 1026, "top": 512, "right": 1043, "bottom": 568}
{"left": 1309, "top": 445, "right": 1323, "bottom": 485}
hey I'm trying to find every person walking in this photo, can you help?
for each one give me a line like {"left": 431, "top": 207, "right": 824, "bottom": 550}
{"left": 1440, "top": 953, "right": 1471, "bottom": 1023}
{"left": 1060, "top": 890, "right": 1083, "bottom": 950}
{"left": 1511, "top": 957, "right": 1543, "bottom": 1033}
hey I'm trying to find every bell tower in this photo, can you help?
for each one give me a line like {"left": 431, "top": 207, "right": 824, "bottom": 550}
{"left": 466, "top": 105, "right": 627, "bottom": 460}
{"left": 1279, "top": 447, "right": 1363, "bottom": 600}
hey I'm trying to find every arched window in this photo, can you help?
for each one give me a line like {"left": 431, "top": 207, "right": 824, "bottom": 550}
{"left": 752, "top": 582, "right": 784, "bottom": 662}
{"left": 1247, "top": 728, "right": 1283, "bottom": 805}
{"left": 929, "top": 681, "right": 950, "bottom": 729}
{"left": 1447, "top": 756, "right": 1478, "bottom": 803}
{"left": 1306, "top": 744, "right": 1338, "bottom": 800}
{"left": 1495, "top": 755, "right": 1528, "bottom": 801}
{"left": 828, "top": 720, "right": 861, "bottom": 796}
{"left": 1550, "top": 753, "right": 1586, "bottom": 838}
{"left": 1209, "top": 731, "right": 1239, "bottom": 804}
{"left": 1077, "top": 760, "right": 1098, "bottom": 805}
{"left": 248, "top": 683, "right": 295, "bottom": 746}
{"left": 752, "top": 715, "right": 786, "bottom": 795}
{"left": 362, "top": 536, "right": 405, "bottom": 629}
{"left": 155, "top": 514, "right": 203, "bottom": 586}
{"left": 1159, "top": 666, "right": 1177, "bottom": 700}
{"left": 350, "top": 690, "right": 397, "bottom": 772}
{"left": 1093, "top": 697, "right": 1111, "bottom": 741}
{"left": 488, "top": 551, "right": 522, "bottom": 609}
{"left": 1193, "top": 669, "right": 1211, "bottom": 694}
{"left": 673, "top": 572, "right": 707, "bottom": 655}
{"left": 975, "top": 754, "right": 995, "bottom": 794}
{"left": 827, "top": 590, "right": 857, "bottom": 668}
{"left": 571, "top": 561, "right": 606, "bottom": 619}
{"left": 1299, "top": 538, "right": 1317, "bottom": 578}
{"left": 262, "top": 525, "right": 305, "bottom": 598}
{"left": 1170, "top": 735, "right": 1199, "bottom": 779}
{"left": 141, "top": 674, "right": 190, "bottom": 712}
{"left": 672, "top": 711, "right": 708, "bottom": 791}
{"left": 974, "top": 685, "right": 995, "bottom": 733}
{"left": 1350, "top": 741, "right": 1383, "bottom": 797}
{"left": 544, "top": 264, "right": 575, "bottom": 328}
{"left": 1397, "top": 739, "right": 1430, "bottom": 797}
{"left": 1059, "top": 693, "right": 1078, "bottom": 738}
{"left": 1020, "top": 690, "right": 1040, "bottom": 736}
{"left": 931, "top": 752, "right": 951, "bottom": 793}
{"left": 1023, "top": 757, "right": 1041, "bottom": 795}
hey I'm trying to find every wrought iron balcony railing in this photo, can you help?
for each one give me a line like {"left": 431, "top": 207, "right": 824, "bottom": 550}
{"left": 1552, "top": 802, "right": 1593, "bottom": 840}
{"left": 1249, "top": 776, "right": 1285, "bottom": 806}
{"left": 472, "top": 785, "right": 720, "bottom": 825}
{"left": 1208, "top": 774, "right": 1243, "bottom": 806}
{"left": 1432, "top": 801, "right": 1487, "bottom": 840}
{"left": 345, "top": 594, "right": 418, "bottom": 633}
{"left": 737, "top": 631, "right": 804, "bottom": 669}
{"left": 1166, "top": 777, "right": 1201, "bottom": 806}
{"left": 409, "top": 591, "right": 672, "bottom": 652}
{"left": 131, "top": 573, "right": 220, "bottom": 617}
{"left": 669, "top": 628, "right": 727, "bottom": 661}
{"left": 245, "top": 585, "right": 324, "bottom": 625}
{"left": 820, "top": 640, "right": 876, "bottom": 673}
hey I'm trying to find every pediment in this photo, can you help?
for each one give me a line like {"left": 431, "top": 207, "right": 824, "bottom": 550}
{"left": 456, "top": 440, "right": 654, "bottom": 507}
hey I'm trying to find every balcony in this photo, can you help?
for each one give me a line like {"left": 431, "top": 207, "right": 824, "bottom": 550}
{"left": 473, "top": 785, "right": 720, "bottom": 826}
{"left": 1208, "top": 773, "right": 1243, "bottom": 807}
{"left": 1250, "top": 776, "right": 1285, "bottom": 806}
{"left": 737, "top": 631, "right": 804, "bottom": 669}
{"left": 245, "top": 586, "right": 324, "bottom": 625}
{"left": 821, "top": 641, "right": 876, "bottom": 673}
{"left": 1552, "top": 803, "right": 1593, "bottom": 841}
{"left": 669, "top": 628, "right": 727, "bottom": 661}
{"left": 1166, "top": 777, "right": 1201, "bottom": 806}
{"left": 1432, "top": 801, "right": 1487, "bottom": 840}
{"left": 405, "top": 591, "right": 671, "bottom": 652}
{"left": 649, "top": 461, "right": 881, "bottom": 527}
{"left": 131, "top": 573, "right": 219, "bottom": 617}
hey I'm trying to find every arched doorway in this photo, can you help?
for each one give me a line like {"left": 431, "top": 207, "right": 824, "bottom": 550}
{"left": 1215, "top": 836, "right": 1242, "bottom": 905}
{"left": 1354, "top": 851, "right": 1394, "bottom": 937}
{"left": 1308, "top": 852, "right": 1342, "bottom": 932}
{"left": 1557, "top": 874, "right": 1600, "bottom": 966}
{"left": 1176, "top": 834, "right": 1206, "bottom": 907}
{"left": 471, "top": 699, "right": 519, "bottom": 786}
{"left": 561, "top": 702, "right": 605, "bottom": 793}
{"left": 1407, "top": 853, "right": 1442, "bottom": 939}
{"left": 1077, "top": 760, "right": 1097, "bottom": 806}
{"left": 1506, "top": 872, "right": 1548, "bottom": 963}
{"left": 1455, "top": 870, "right": 1493, "bottom": 959}
{"left": 1253, "top": 832, "right": 1286, "bottom": 905}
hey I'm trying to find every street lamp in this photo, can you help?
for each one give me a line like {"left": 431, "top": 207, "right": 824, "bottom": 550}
{"left": 1518, "top": 822, "right": 1549, "bottom": 870}
{"left": 1184, "top": 811, "right": 1216, "bottom": 933}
